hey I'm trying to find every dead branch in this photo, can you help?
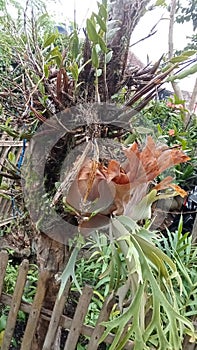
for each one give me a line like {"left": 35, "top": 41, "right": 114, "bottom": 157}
{"left": 130, "top": 30, "right": 157, "bottom": 48}
{"left": 130, "top": 14, "right": 165, "bottom": 48}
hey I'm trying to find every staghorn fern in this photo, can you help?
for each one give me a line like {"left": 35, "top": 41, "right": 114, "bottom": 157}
{"left": 98, "top": 216, "right": 196, "bottom": 350}
{"left": 156, "top": 216, "right": 197, "bottom": 337}
{"left": 58, "top": 214, "right": 196, "bottom": 349}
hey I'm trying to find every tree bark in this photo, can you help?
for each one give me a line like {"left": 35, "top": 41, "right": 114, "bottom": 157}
{"left": 106, "top": 0, "right": 150, "bottom": 97}
{"left": 80, "top": 0, "right": 151, "bottom": 100}
{"left": 31, "top": 232, "right": 69, "bottom": 349}
{"left": 188, "top": 78, "right": 197, "bottom": 113}
{"left": 185, "top": 77, "right": 197, "bottom": 125}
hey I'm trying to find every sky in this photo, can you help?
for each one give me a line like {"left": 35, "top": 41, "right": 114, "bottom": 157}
{"left": 47, "top": 0, "right": 196, "bottom": 92}
{"left": 131, "top": 5, "right": 195, "bottom": 92}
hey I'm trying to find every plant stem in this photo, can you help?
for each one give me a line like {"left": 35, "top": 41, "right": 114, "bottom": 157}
{"left": 95, "top": 69, "right": 100, "bottom": 102}
{"left": 103, "top": 33, "right": 109, "bottom": 101}
{"left": 111, "top": 218, "right": 145, "bottom": 331}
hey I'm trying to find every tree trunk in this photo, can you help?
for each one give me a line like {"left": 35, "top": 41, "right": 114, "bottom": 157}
{"left": 185, "top": 77, "right": 197, "bottom": 125}
{"left": 106, "top": 0, "right": 150, "bottom": 97}
{"left": 31, "top": 2, "right": 151, "bottom": 347}
{"left": 80, "top": 0, "right": 150, "bottom": 100}
{"left": 188, "top": 78, "right": 197, "bottom": 113}
{"left": 31, "top": 232, "right": 69, "bottom": 349}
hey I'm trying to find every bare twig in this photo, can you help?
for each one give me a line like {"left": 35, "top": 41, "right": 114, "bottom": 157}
{"left": 25, "top": 69, "right": 45, "bottom": 107}
{"left": 130, "top": 30, "right": 157, "bottom": 48}
{"left": 23, "top": 0, "right": 42, "bottom": 73}
{"left": 130, "top": 15, "right": 164, "bottom": 48}
{"left": 31, "top": 7, "right": 43, "bottom": 65}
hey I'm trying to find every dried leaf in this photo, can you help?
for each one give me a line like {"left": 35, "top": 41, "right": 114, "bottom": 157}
{"left": 65, "top": 136, "right": 190, "bottom": 231}
{"left": 104, "top": 159, "right": 120, "bottom": 182}
{"left": 169, "top": 184, "right": 187, "bottom": 198}
{"left": 123, "top": 136, "right": 190, "bottom": 185}
{"left": 83, "top": 160, "right": 99, "bottom": 202}
{"left": 154, "top": 176, "right": 174, "bottom": 190}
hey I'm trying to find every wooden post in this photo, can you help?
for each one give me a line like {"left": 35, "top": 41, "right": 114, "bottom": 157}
{"left": 20, "top": 269, "right": 50, "bottom": 350}
{"left": 1, "top": 259, "right": 29, "bottom": 350}
{"left": 0, "top": 251, "right": 8, "bottom": 296}
{"left": 43, "top": 280, "right": 70, "bottom": 350}
{"left": 64, "top": 285, "right": 93, "bottom": 350}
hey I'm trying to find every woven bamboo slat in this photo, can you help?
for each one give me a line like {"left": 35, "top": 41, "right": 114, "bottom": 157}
{"left": 0, "top": 134, "right": 24, "bottom": 222}
{"left": 0, "top": 141, "right": 23, "bottom": 147}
